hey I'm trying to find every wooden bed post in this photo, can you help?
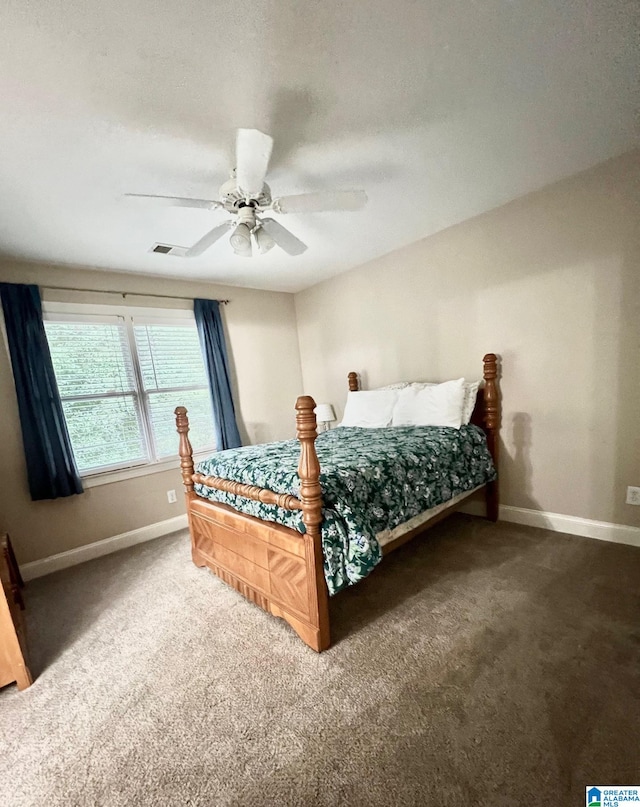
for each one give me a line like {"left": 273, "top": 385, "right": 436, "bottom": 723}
{"left": 295, "top": 396, "right": 330, "bottom": 652}
{"left": 482, "top": 354, "right": 500, "bottom": 522}
{"left": 175, "top": 406, "right": 195, "bottom": 492}
{"left": 348, "top": 372, "right": 360, "bottom": 392}
{"left": 175, "top": 406, "right": 203, "bottom": 566}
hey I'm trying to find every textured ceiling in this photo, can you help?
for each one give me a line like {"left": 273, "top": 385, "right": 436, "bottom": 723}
{"left": 0, "top": 0, "right": 638, "bottom": 292}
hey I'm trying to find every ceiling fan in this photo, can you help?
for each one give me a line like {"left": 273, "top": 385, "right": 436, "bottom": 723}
{"left": 126, "top": 129, "right": 368, "bottom": 258}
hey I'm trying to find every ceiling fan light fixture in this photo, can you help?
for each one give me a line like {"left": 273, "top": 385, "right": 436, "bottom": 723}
{"left": 232, "top": 243, "right": 253, "bottom": 258}
{"left": 254, "top": 225, "right": 275, "bottom": 255}
{"left": 230, "top": 222, "right": 252, "bottom": 252}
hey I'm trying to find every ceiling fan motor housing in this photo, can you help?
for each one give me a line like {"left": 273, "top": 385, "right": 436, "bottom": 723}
{"left": 219, "top": 178, "right": 272, "bottom": 211}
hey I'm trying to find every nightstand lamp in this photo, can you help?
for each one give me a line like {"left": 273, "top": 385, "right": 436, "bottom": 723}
{"left": 315, "top": 403, "right": 336, "bottom": 432}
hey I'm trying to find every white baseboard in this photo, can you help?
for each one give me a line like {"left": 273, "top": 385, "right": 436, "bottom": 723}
{"left": 21, "top": 514, "right": 189, "bottom": 581}
{"left": 458, "top": 501, "right": 640, "bottom": 548}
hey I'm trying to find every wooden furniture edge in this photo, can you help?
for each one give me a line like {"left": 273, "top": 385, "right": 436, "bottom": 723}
{"left": 2, "top": 534, "right": 25, "bottom": 610}
{"left": 0, "top": 535, "right": 32, "bottom": 691}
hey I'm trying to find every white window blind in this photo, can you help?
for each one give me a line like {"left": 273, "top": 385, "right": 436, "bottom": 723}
{"left": 44, "top": 307, "right": 216, "bottom": 475}
{"left": 133, "top": 320, "right": 215, "bottom": 459}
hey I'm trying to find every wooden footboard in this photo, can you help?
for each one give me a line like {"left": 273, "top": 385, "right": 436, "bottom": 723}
{"left": 175, "top": 397, "right": 330, "bottom": 652}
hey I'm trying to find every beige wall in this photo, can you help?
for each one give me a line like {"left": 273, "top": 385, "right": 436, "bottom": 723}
{"left": 0, "top": 263, "right": 303, "bottom": 563}
{"left": 2, "top": 151, "right": 638, "bottom": 565}
{"left": 295, "top": 151, "right": 640, "bottom": 528}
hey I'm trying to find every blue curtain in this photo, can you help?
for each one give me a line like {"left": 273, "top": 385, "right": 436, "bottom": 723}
{"left": 0, "top": 283, "right": 83, "bottom": 500}
{"left": 194, "top": 299, "right": 242, "bottom": 450}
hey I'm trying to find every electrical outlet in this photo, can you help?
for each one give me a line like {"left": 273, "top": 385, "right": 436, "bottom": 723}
{"left": 626, "top": 486, "right": 640, "bottom": 505}
{"left": 167, "top": 489, "right": 177, "bottom": 504}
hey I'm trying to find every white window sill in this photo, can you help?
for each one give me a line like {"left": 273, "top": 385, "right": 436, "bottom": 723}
{"left": 82, "top": 452, "right": 213, "bottom": 489}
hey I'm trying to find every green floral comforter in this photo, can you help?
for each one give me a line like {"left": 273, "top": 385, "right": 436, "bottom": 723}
{"left": 195, "top": 425, "right": 496, "bottom": 596}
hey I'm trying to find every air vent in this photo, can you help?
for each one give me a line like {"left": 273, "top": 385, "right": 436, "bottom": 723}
{"left": 149, "top": 243, "right": 188, "bottom": 257}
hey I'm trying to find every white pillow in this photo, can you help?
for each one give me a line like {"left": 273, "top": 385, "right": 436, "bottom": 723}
{"left": 410, "top": 379, "right": 480, "bottom": 425}
{"left": 340, "top": 390, "right": 398, "bottom": 428}
{"left": 392, "top": 379, "right": 465, "bottom": 428}
{"left": 461, "top": 381, "right": 480, "bottom": 424}
{"left": 376, "top": 381, "right": 411, "bottom": 391}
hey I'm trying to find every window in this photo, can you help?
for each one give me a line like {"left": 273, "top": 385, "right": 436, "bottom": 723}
{"left": 44, "top": 304, "right": 216, "bottom": 476}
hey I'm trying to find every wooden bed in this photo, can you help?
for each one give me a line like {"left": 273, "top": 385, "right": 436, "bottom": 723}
{"left": 175, "top": 353, "right": 500, "bottom": 652}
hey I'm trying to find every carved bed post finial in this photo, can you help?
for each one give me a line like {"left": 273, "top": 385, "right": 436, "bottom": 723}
{"left": 295, "top": 396, "right": 323, "bottom": 536}
{"left": 175, "top": 406, "right": 195, "bottom": 492}
{"left": 348, "top": 372, "right": 360, "bottom": 392}
{"left": 482, "top": 354, "right": 500, "bottom": 521}
{"left": 295, "top": 395, "right": 330, "bottom": 651}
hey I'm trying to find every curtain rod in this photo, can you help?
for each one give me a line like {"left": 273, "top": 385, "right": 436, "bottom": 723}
{"left": 41, "top": 285, "right": 230, "bottom": 304}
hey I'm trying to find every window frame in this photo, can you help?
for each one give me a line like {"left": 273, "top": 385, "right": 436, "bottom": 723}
{"left": 43, "top": 301, "right": 216, "bottom": 484}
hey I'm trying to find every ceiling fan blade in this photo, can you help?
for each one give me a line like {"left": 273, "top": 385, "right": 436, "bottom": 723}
{"left": 124, "top": 193, "right": 220, "bottom": 210}
{"left": 260, "top": 218, "right": 307, "bottom": 256}
{"left": 185, "top": 221, "right": 233, "bottom": 257}
{"left": 271, "top": 189, "right": 367, "bottom": 215}
{"left": 235, "top": 129, "right": 273, "bottom": 198}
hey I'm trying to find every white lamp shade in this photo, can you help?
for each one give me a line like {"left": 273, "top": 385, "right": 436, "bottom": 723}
{"left": 255, "top": 225, "right": 276, "bottom": 254}
{"left": 314, "top": 403, "right": 336, "bottom": 424}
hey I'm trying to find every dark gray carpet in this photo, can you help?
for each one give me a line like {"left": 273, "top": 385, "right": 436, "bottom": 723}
{"left": 2, "top": 515, "right": 639, "bottom": 806}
